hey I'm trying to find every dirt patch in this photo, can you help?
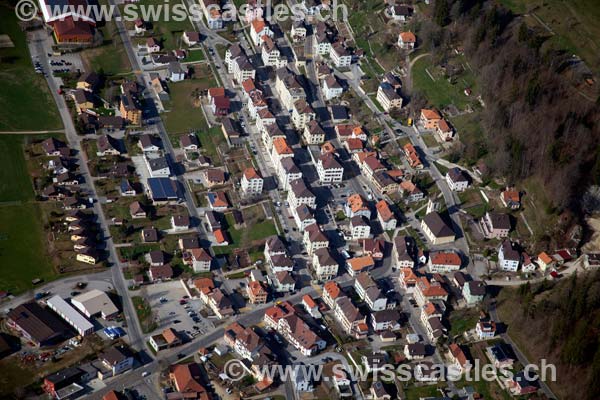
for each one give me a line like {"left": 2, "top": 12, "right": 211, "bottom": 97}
{"left": 582, "top": 217, "right": 600, "bottom": 253}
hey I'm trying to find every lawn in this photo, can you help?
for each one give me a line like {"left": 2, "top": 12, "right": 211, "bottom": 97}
{"left": 400, "top": 382, "right": 446, "bottom": 399}
{"left": 162, "top": 66, "right": 217, "bottom": 135}
{"left": 411, "top": 54, "right": 477, "bottom": 110}
{"left": 132, "top": 296, "right": 158, "bottom": 333}
{"left": 224, "top": 206, "right": 277, "bottom": 247}
{"left": 184, "top": 49, "right": 206, "bottom": 63}
{"left": 0, "top": 203, "right": 56, "bottom": 293}
{"left": 454, "top": 376, "right": 512, "bottom": 400}
{"left": 198, "top": 126, "right": 226, "bottom": 165}
{"left": 449, "top": 112, "right": 487, "bottom": 166}
{"left": 448, "top": 308, "right": 481, "bottom": 338}
{"left": 80, "top": 0, "right": 131, "bottom": 75}
{"left": 499, "top": 0, "right": 600, "bottom": 74}
{"left": 0, "top": 136, "right": 56, "bottom": 293}
{"left": 421, "top": 133, "right": 439, "bottom": 148}
{"left": 122, "top": 0, "right": 194, "bottom": 50}
{"left": 212, "top": 205, "right": 277, "bottom": 256}
{"left": 0, "top": 136, "right": 35, "bottom": 202}
{"left": 0, "top": 5, "right": 62, "bottom": 131}
{"left": 0, "top": 334, "right": 106, "bottom": 397}
{"left": 434, "top": 161, "right": 449, "bottom": 176}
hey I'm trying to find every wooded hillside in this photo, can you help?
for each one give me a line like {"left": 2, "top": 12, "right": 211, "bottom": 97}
{"left": 497, "top": 271, "right": 600, "bottom": 399}
{"left": 415, "top": 0, "right": 600, "bottom": 216}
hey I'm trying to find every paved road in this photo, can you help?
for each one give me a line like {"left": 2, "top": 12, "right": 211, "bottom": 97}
{"left": 107, "top": 0, "right": 210, "bottom": 246}
{"left": 485, "top": 259, "right": 582, "bottom": 287}
{"left": 0, "top": 129, "right": 65, "bottom": 134}
{"left": 89, "top": 286, "right": 317, "bottom": 399}
{"left": 489, "top": 302, "right": 556, "bottom": 399}
{"left": 332, "top": 64, "right": 471, "bottom": 269}
{"left": 28, "top": 29, "right": 147, "bottom": 353}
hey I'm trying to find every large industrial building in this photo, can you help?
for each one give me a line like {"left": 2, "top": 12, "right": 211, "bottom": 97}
{"left": 71, "top": 290, "right": 119, "bottom": 320}
{"left": 7, "top": 302, "right": 70, "bottom": 347}
{"left": 46, "top": 295, "right": 94, "bottom": 336}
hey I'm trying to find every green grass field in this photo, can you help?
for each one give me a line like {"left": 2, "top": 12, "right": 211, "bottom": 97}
{"left": 132, "top": 296, "right": 157, "bottom": 333}
{"left": 499, "top": 0, "right": 600, "bottom": 74}
{"left": 0, "top": 135, "right": 34, "bottom": 202}
{"left": 0, "top": 5, "right": 62, "bottom": 131}
{"left": 212, "top": 205, "right": 277, "bottom": 256}
{"left": 121, "top": 0, "right": 194, "bottom": 50}
{"left": 80, "top": 0, "right": 131, "bottom": 75}
{"left": 162, "top": 67, "right": 216, "bottom": 135}
{"left": 0, "top": 135, "right": 56, "bottom": 293}
{"left": 411, "top": 54, "right": 477, "bottom": 110}
{"left": 0, "top": 203, "right": 55, "bottom": 293}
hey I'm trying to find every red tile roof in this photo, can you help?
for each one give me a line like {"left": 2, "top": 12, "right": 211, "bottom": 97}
{"left": 376, "top": 200, "right": 394, "bottom": 222}
{"left": 399, "top": 31, "right": 416, "bottom": 43}
{"left": 214, "top": 229, "right": 227, "bottom": 244}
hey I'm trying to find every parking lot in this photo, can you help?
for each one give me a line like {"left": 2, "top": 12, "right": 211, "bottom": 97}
{"left": 144, "top": 281, "right": 214, "bottom": 339}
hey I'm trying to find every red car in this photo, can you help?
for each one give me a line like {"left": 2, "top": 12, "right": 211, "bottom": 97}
{"left": 179, "top": 299, "right": 187, "bottom": 305}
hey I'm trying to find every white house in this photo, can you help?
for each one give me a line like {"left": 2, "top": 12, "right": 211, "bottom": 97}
{"left": 250, "top": 19, "right": 273, "bottom": 46}
{"left": 168, "top": 62, "right": 186, "bottom": 82}
{"left": 313, "top": 248, "right": 339, "bottom": 281}
{"left": 293, "top": 204, "right": 316, "bottom": 230}
{"left": 397, "top": 31, "right": 416, "bottom": 49}
{"left": 428, "top": 251, "right": 462, "bottom": 273}
{"left": 350, "top": 216, "right": 371, "bottom": 240}
{"left": 189, "top": 248, "right": 212, "bottom": 272}
{"left": 241, "top": 167, "right": 263, "bottom": 195}
{"left": 317, "top": 153, "right": 344, "bottom": 184}
{"left": 99, "top": 345, "right": 134, "bottom": 378}
{"left": 303, "top": 120, "right": 326, "bottom": 145}
{"left": 376, "top": 200, "right": 397, "bottom": 231}
{"left": 322, "top": 75, "right": 343, "bottom": 100}
{"left": 288, "top": 179, "right": 316, "bottom": 209}
{"left": 145, "top": 156, "right": 171, "bottom": 178}
{"left": 463, "top": 281, "right": 486, "bottom": 304}
{"left": 446, "top": 168, "right": 470, "bottom": 192}
{"left": 377, "top": 83, "right": 403, "bottom": 111}
{"left": 498, "top": 240, "right": 520, "bottom": 272}
{"left": 330, "top": 42, "right": 352, "bottom": 68}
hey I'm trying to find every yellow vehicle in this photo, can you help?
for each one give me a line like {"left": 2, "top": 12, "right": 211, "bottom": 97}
{"left": 407, "top": 117, "right": 413, "bottom": 126}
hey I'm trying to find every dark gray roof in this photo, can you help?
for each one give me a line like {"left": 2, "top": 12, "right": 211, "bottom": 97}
{"left": 371, "top": 309, "right": 400, "bottom": 324}
{"left": 406, "top": 342, "right": 426, "bottom": 356}
{"left": 500, "top": 240, "right": 520, "bottom": 261}
{"left": 295, "top": 204, "right": 314, "bottom": 221}
{"left": 168, "top": 61, "right": 185, "bottom": 75}
{"left": 422, "top": 212, "right": 454, "bottom": 238}
{"left": 7, "top": 302, "right": 68, "bottom": 345}
{"left": 290, "top": 179, "right": 314, "bottom": 199}
{"left": 329, "top": 105, "right": 349, "bottom": 120}
{"left": 148, "top": 157, "right": 169, "bottom": 171}
{"left": 266, "top": 235, "right": 287, "bottom": 254}
{"left": 280, "top": 157, "right": 301, "bottom": 174}
{"left": 101, "top": 345, "right": 133, "bottom": 365}
{"left": 315, "top": 248, "right": 337, "bottom": 266}
{"left": 467, "top": 280, "right": 486, "bottom": 296}
{"left": 351, "top": 215, "right": 370, "bottom": 227}
{"left": 447, "top": 167, "right": 469, "bottom": 183}
{"left": 486, "top": 212, "right": 511, "bottom": 230}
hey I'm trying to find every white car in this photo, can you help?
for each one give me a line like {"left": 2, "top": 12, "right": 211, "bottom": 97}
{"left": 142, "top": 371, "right": 150, "bottom": 377}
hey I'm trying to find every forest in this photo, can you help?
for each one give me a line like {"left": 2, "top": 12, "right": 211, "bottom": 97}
{"left": 499, "top": 272, "right": 600, "bottom": 399}
{"left": 410, "top": 0, "right": 600, "bottom": 220}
